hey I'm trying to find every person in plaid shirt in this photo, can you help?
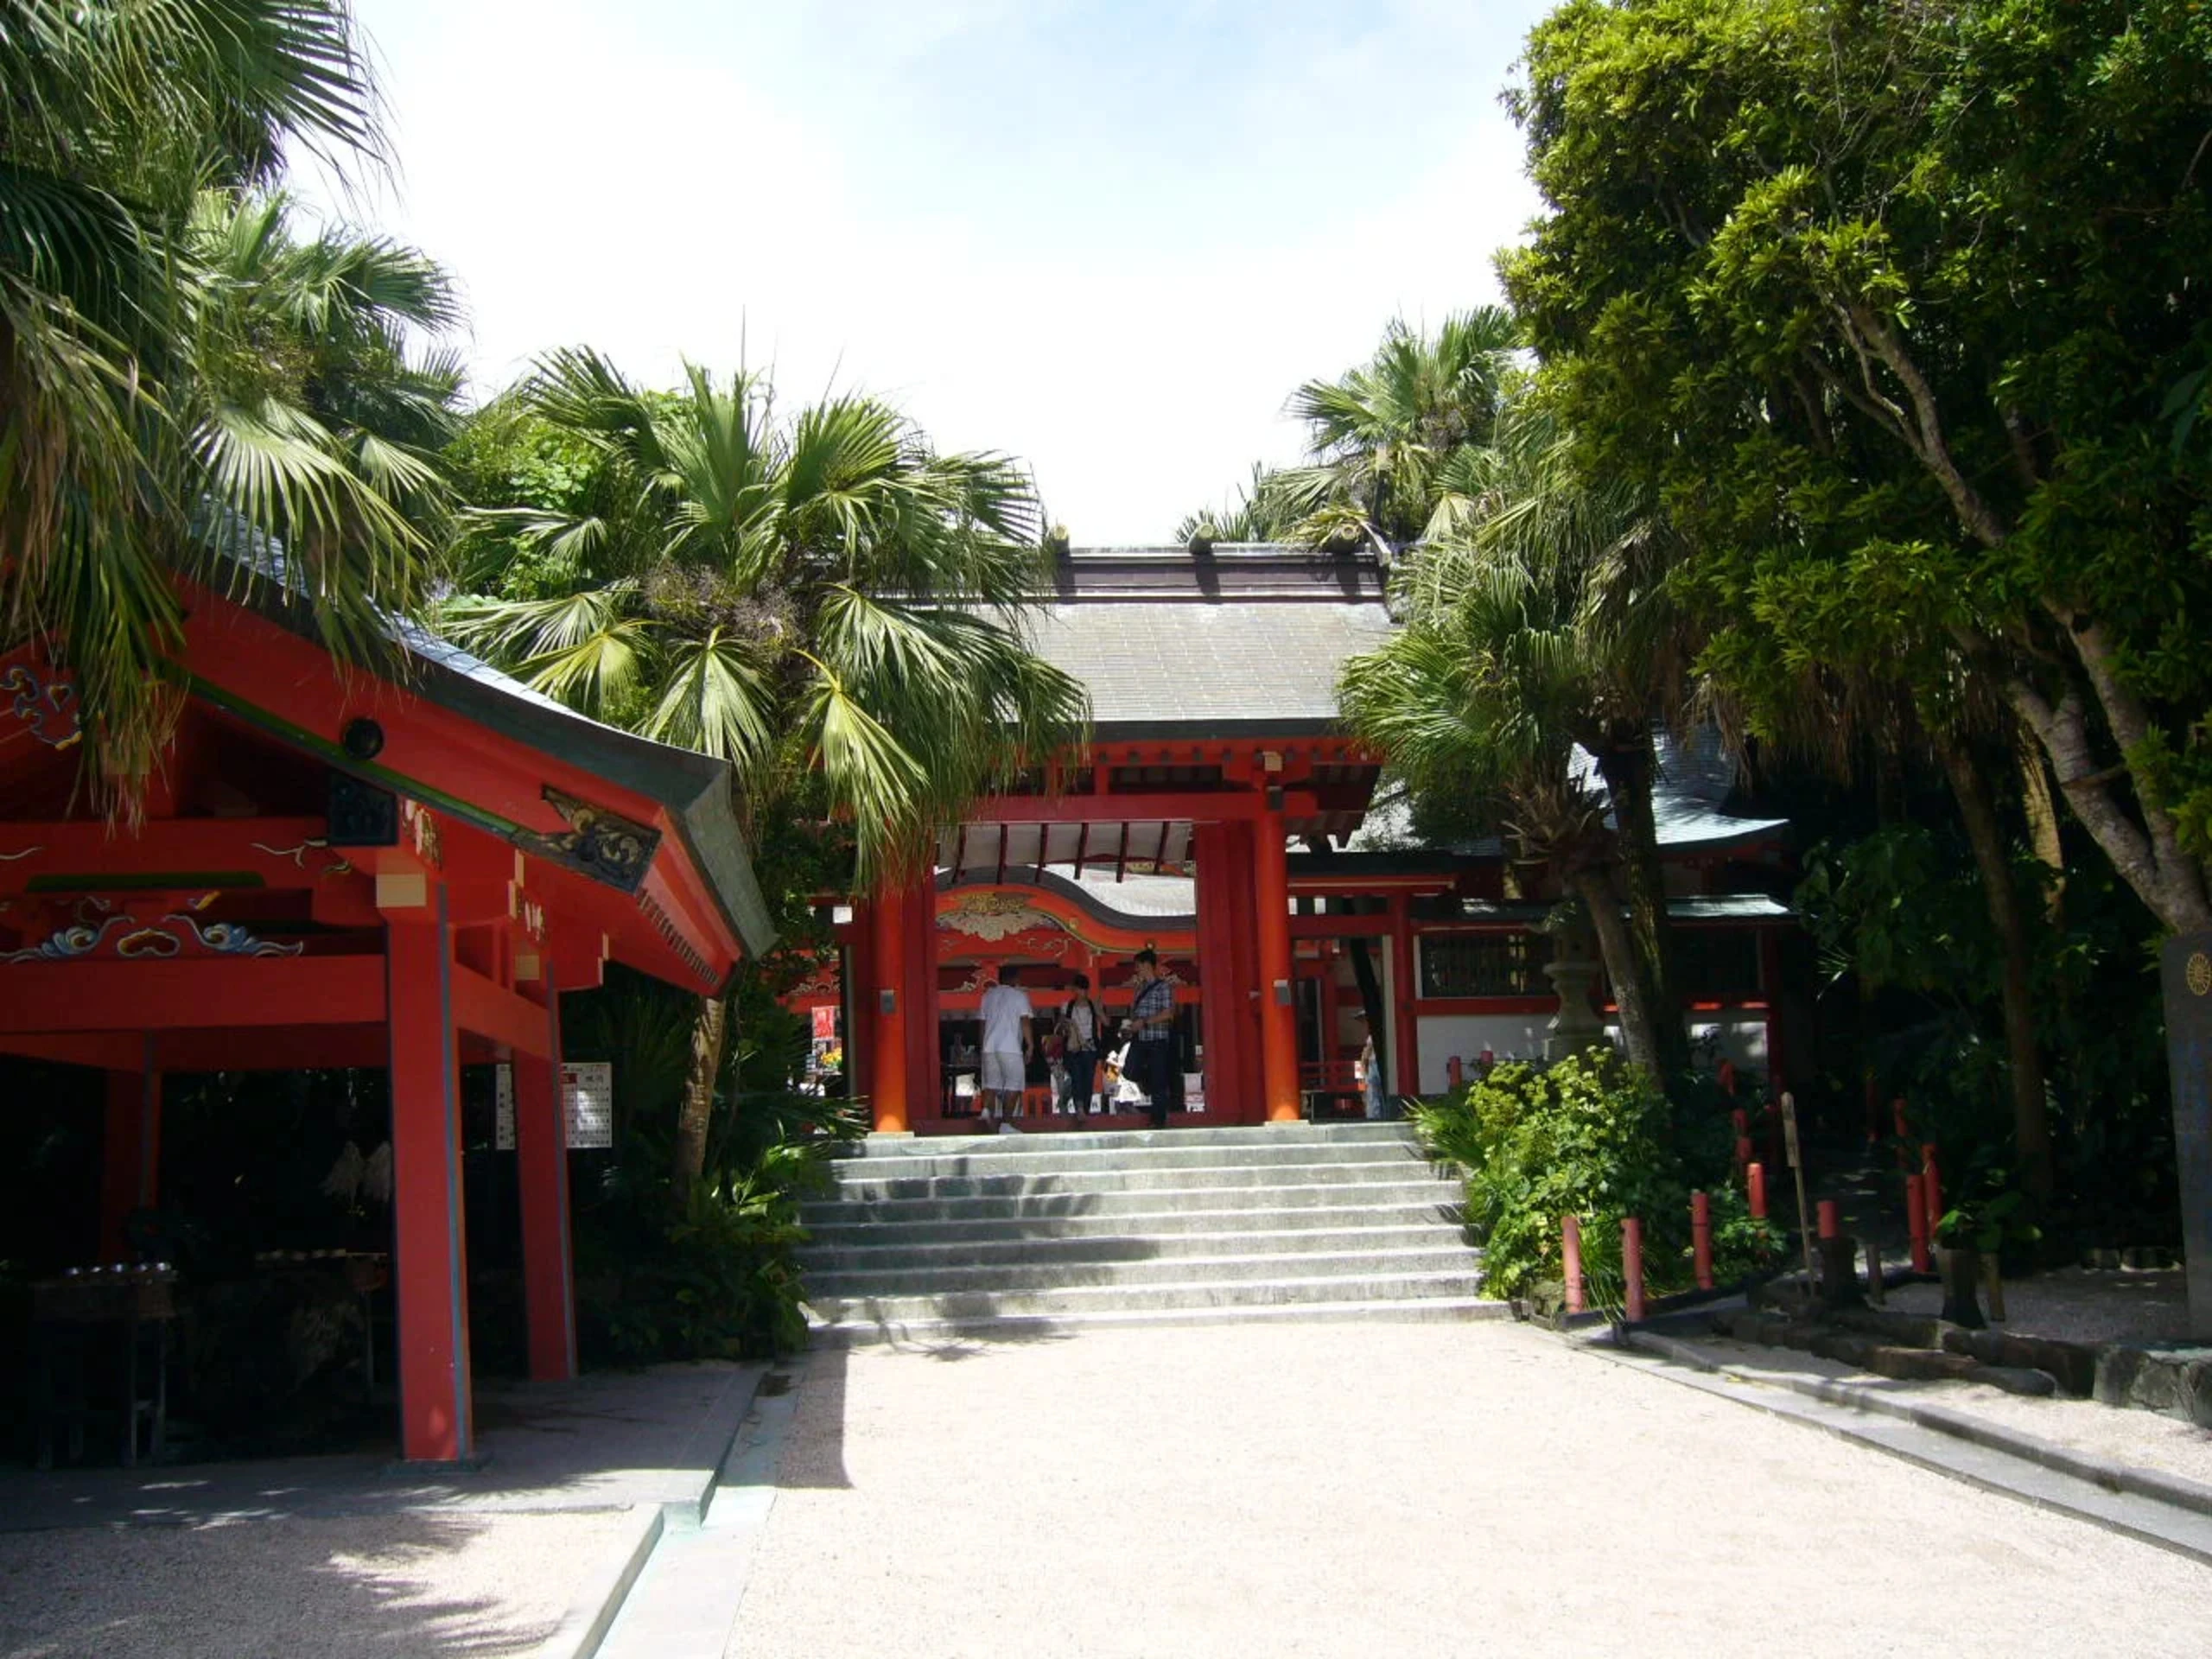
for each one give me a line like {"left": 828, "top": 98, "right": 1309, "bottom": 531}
{"left": 1124, "top": 948, "right": 1179, "bottom": 1129}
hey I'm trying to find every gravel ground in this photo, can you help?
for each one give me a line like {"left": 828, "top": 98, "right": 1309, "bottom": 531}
{"left": 1884, "top": 1267, "right": 2190, "bottom": 1344}
{"left": 0, "top": 1507, "right": 640, "bottom": 1659}
{"left": 1686, "top": 1332, "right": 2212, "bottom": 1487}
{"left": 730, "top": 1321, "right": 2212, "bottom": 1658}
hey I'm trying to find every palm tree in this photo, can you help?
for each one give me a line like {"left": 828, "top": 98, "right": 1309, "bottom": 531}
{"left": 1273, "top": 308, "right": 1521, "bottom": 554}
{"left": 1339, "top": 397, "right": 1692, "bottom": 1080}
{"left": 2, "top": 1, "right": 452, "bottom": 800}
{"left": 442, "top": 350, "right": 1089, "bottom": 1192}
{"left": 1173, "top": 464, "right": 1300, "bottom": 547}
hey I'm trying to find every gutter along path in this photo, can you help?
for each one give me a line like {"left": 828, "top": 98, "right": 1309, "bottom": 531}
{"left": 1595, "top": 1315, "right": 2212, "bottom": 1567}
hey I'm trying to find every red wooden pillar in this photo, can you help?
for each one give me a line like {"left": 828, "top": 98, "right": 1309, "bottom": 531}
{"left": 845, "top": 903, "right": 875, "bottom": 1108}
{"left": 1193, "top": 823, "right": 1245, "bottom": 1120}
{"left": 870, "top": 884, "right": 911, "bottom": 1134}
{"left": 1226, "top": 820, "right": 1266, "bottom": 1122}
{"left": 1317, "top": 954, "right": 1342, "bottom": 1065}
{"left": 901, "top": 872, "right": 941, "bottom": 1128}
{"left": 515, "top": 972, "right": 575, "bottom": 1382}
{"left": 386, "top": 892, "right": 474, "bottom": 1464}
{"left": 1389, "top": 893, "right": 1421, "bottom": 1098}
{"left": 99, "top": 1044, "right": 161, "bottom": 1259}
{"left": 1254, "top": 805, "right": 1300, "bottom": 1122}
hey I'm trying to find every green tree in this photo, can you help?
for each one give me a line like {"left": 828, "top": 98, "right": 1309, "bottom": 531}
{"left": 2, "top": 1, "right": 456, "bottom": 798}
{"left": 443, "top": 352, "right": 1088, "bottom": 1194}
{"left": 1341, "top": 397, "right": 1691, "bottom": 1078}
{"left": 1502, "top": 0, "right": 2212, "bottom": 937}
{"left": 1273, "top": 308, "right": 1521, "bottom": 553}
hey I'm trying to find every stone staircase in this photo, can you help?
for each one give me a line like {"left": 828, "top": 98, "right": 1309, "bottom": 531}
{"left": 798, "top": 1120, "right": 1502, "bottom": 1344}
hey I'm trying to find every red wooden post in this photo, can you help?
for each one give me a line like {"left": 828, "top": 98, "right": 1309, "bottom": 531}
{"left": 1691, "top": 1191, "right": 1713, "bottom": 1291}
{"left": 1562, "top": 1215, "right": 1586, "bottom": 1313}
{"left": 1623, "top": 1217, "right": 1647, "bottom": 1323}
{"left": 1921, "top": 1145, "right": 1944, "bottom": 1241}
{"left": 1817, "top": 1198, "right": 1840, "bottom": 1239}
{"left": 99, "top": 1055, "right": 161, "bottom": 1260}
{"left": 1906, "top": 1173, "right": 1932, "bottom": 1273}
{"left": 1747, "top": 1160, "right": 1768, "bottom": 1220}
{"left": 516, "top": 972, "right": 576, "bottom": 1382}
{"left": 1893, "top": 1096, "right": 1910, "bottom": 1166}
{"left": 869, "top": 884, "right": 910, "bottom": 1134}
{"left": 1254, "top": 804, "right": 1301, "bottom": 1123}
{"left": 1447, "top": 1055, "right": 1465, "bottom": 1091}
{"left": 387, "top": 895, "right": 475, "bottom": 1464}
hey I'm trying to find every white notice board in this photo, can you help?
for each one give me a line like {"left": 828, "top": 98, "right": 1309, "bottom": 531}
{"left": 563, "top": 1061, "right": 614, "bottom": 1149}
{"left": 493, "top": 1061, "right": 614, "bottom": 1150}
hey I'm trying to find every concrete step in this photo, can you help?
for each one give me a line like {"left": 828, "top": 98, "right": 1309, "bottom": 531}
{"left": 828, "top": 1140, "right": 1427, "bottom": 1185}
{"left": 804, "top": 1244, "right": 1481, "bottom": 1297}
{"left": 801, "top": 1239, "right": 1479, "bottom": 1295}
{"left": 832, "top": 1122, "right": 1421, "bottom": 1160}
{"left": 803, "top": 1266, "right": 1490, "bottom": 1325}
{"left": 811, "top": 1296, "right": 1510, "bottom": 1346}
{"left": 800, "top": 1177, "right": 1458, "bottom": 1227}
{"left": 799, "top": 1198, "right": 1463, "bottom": 1248}
{"left": 825, "top": 1158, "right": 1439, "bottom": 1203}
{"left": 799, "top": 1223, "right": 1466, "bottom": 1272}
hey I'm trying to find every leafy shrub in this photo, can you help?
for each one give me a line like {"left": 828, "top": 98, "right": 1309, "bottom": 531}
{"left": 1411, "top": 1049, "right": 1691, "bottom": 1301}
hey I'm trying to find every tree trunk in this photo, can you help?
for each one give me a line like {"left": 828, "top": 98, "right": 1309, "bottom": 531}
{"left": 1570, "top": 867, "right": 1663, "bottom": 1077}
{"left": 1344, "top": 936, "right": 1388, "bottom": 1076}
{"left": 1592, "top": 725, "right": 1689, "bottom": 1084}
{"left": 672, "top": 991, "right": 730, "bottom": 1206}
{"left": 1930, "top": 726, "right": 2055, "bottom": 1204}
{"left": 1999, "top": 652, "right": 2212, "bottom": 937}
{"left": 2016, "top": 722, "right": 2066, "bottom": 923}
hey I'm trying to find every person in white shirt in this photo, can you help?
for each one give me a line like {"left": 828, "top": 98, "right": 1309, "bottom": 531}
{"left": 977, "top": 964, "right": 1034, "bottom": 1123}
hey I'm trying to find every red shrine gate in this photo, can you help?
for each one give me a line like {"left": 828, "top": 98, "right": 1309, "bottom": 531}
{"left": 836, "top": 735, "right": 1389, "bottom": 1132}
{"left": 0, "top": 579, "right": 772, "bottom": 1463}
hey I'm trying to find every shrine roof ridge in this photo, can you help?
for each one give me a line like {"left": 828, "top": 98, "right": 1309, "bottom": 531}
{"left": 1046, "top": 543, "right": 1388, "bottom": 604}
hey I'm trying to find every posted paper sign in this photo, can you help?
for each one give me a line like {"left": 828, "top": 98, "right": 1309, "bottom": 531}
{"left": 563, "top": 1062, "right": 614, "bottom": 1149}
{"left": 494, "top": 1065, "right": 516, "bottom": 1150}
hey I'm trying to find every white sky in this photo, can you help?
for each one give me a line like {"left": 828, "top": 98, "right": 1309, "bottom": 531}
{"left": 299, "top": 0, "right": 1550, "bottom": 543}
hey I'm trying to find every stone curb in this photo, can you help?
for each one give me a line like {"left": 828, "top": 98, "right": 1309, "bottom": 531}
{"left": 533, "top": 1504, "right": 664, "bottom": 1659}
{"left": 535, "top": 1363, "right": 773, "bottom": 1656}
{"left": 810, "top": 1295, "right": 1512, "bottom": 1346}
{"left": 1624, "top": 1327, "right": 2212, "bottom": 1522}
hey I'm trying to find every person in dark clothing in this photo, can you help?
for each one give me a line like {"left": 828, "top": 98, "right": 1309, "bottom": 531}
{"left": 1124, "top": 949, "right": 1177, "bottom": 1129}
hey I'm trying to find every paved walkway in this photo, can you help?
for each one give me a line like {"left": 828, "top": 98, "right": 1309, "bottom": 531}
{"left": 0, "top": 1362, "right": 763, "bottom": 1659}
{"left": 728, "top": 1321, "right": 2212, "bottom": 1657}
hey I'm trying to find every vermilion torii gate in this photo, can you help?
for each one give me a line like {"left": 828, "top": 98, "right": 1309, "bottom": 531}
{"left": 0, "top": 578, "right": 772, "bottom": 1464}
{"left": 848, "top": 735, "right": 1381, "bottom": 1132}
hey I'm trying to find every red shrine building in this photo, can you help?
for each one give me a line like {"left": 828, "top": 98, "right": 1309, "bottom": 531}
{"left": 0, "top": 578, "right": 772, "bottom": 1463}
{"left": 801, "top": 544, "right": 1796, "bottom": 1135}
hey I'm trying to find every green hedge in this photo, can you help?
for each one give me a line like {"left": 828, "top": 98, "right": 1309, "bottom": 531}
{"left": 1411, "top": 1049, "right": 1779, "bottom": 1305}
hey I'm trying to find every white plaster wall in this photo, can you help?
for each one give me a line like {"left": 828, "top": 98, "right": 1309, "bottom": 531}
{"left": 1417, "top": 1012, "right": 1769, "bottom": 1095}
{"left": 1415, "top": 1015, "right": 1557, "bottom": 1093}
{"left": 1594, "top": 1015, "right": 1769, "bottom": 1074}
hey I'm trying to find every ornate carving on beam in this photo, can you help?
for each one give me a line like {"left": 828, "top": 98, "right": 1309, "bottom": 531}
{"left": 938, "top": 888, "right": 1071, "bottom": 943}
{"left": 251, "top": 837, "right": 354, "bottom": 878}
{"left": 0, "top": 897, "right": 304, "bottom": 963}
{"left": 401, "top": 800, "right": 443, "bottom": 870}
{"left": 512, "top": 787, "right": 659, "bottom": 893}
{"left": 2, "top": 663, "right": 80, "bottom": 749}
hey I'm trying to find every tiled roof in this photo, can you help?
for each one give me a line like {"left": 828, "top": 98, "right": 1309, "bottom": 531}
{"left": 1023, "top": 599, "right": 1396, "bottom": 735}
